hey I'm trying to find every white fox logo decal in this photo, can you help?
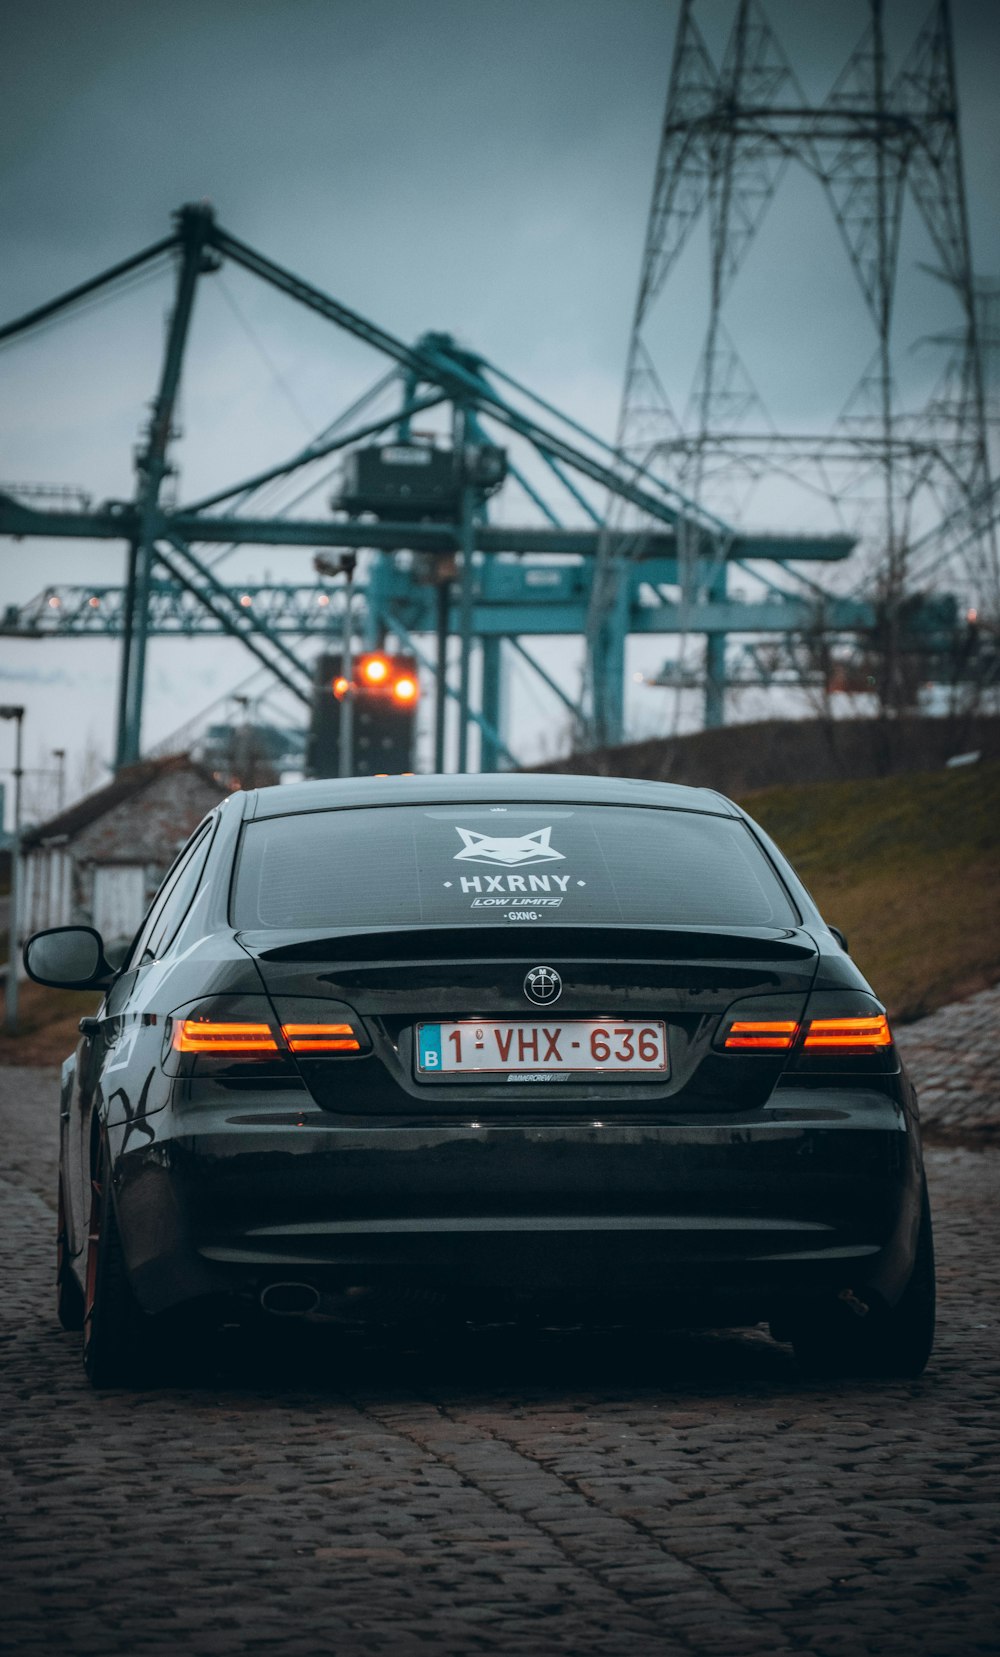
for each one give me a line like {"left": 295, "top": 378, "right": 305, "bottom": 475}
{"left": 453, "top": 827, "right": 565, "bottom": 867}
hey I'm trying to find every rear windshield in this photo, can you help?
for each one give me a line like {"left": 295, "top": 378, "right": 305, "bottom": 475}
{"left": 232, "top": 804, "right": 797, "bottom": 931}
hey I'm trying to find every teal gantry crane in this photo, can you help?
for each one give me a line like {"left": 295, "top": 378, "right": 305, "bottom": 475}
{"left": 0, "top": 203, "right": 860, "bottom": 771}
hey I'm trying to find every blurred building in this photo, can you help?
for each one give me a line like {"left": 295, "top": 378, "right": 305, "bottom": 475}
{"left": 21, "top": 753, "right": 222, "bottom": 949}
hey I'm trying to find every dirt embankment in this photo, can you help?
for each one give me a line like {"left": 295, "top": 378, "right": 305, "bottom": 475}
{"left": 744, "top": 762, "right": 1000, "bottom": 1021}
{"left": 533, "top": 714, "right": 1000, "bottom": 796}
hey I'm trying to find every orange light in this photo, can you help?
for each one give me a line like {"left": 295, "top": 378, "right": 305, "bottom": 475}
{"left": 360, "top": 654, "right": 390, "bottom": 685}
{"left": 392, "top": 675, "right": 418, "bottom": 703}
{"left": 803, "top": 1015, "right": 892, "bottom": 1051}
{"left": 281, "top": 1022, "right": 361, "bottom": 1053}
{"left": 332, "top": 676, "right": 349, "bottom": 699}
{"left": 172, "top": 1019, "right": 278, "bottom": 1053}
{"left": 725, "top": 1020, "right": 798, "bottom": 1050}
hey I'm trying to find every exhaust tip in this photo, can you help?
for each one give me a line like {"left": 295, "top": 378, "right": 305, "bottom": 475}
{"left": 260, "top": 1281, "right": 321, "bottom": 1317}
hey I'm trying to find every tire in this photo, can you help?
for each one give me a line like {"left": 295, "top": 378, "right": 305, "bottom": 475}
{"left": 792, "top": 1179, "right": 935, "bottom": 1381}
{"left": 82, "top": 1144, "right": 155, "bottom": 1388}
{"left": 56, "top": 1177, "right": 85, "bottom": 1332}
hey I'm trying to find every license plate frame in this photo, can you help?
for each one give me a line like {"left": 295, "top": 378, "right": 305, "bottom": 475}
{"left": 415, "top": 1019, "right": 668, "bottom": 1079}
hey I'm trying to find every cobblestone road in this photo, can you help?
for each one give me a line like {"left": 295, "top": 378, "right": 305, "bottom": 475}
{"left": 2, "top": 1001, "right": 999, "bottom": 1657}
{"left": 895, "top": 982, "right": 1000, "bottom": 1143}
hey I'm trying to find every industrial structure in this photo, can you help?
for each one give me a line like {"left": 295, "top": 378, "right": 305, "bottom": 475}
{"left": 0, "top": 202, "right": 854, "bottom": 772}
{"left": 1, "top": 0, "right": 996, "bottom": 773}
{"left": 585, "top": 0, "right": 997, "bottom": 742}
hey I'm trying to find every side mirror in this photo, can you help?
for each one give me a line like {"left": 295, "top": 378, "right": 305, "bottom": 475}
{"left": 23, "top": 926, "right": 116, "bottom": 990}
{"left": 829, "top": 926, "right": 849, "bottom": 954}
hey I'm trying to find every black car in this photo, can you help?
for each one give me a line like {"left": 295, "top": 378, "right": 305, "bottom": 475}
{"left": 26, "top": 773, "right": 934, "bottom": 1387}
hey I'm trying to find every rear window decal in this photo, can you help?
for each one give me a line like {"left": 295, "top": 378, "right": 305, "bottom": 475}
{"left": 453, "top": 827, "right": 564, "bottom": 867}
{"left": 453, "top": 872, "right": 572, "bottom": 894}
{"left": 233, "top": 804, "right": 797, "bottom": 931}
{"left": 470, "top": 895, "right": 563, "bottom": 909}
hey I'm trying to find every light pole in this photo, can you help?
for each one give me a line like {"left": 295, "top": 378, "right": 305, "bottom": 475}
{"left": 339, "top": 557, "right": 356, "bottom": 780}
{"left": 52, "top": 747, "right": 66, "bottom": 813}
{"left": 1, "top": 705, "right": 25, "bottom": 1035}
{"left": 231, "top": 695, "right": 251, "bottom": 789}
{"left": 314, "top": 552, "right": 357, "bottom": 779}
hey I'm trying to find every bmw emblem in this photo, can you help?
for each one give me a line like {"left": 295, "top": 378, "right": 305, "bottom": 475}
{"left": 524, "top": 965, "right": 562, "bottom": 1006}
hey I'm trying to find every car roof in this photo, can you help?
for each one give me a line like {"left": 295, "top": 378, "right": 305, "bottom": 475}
{"left": 245, "top": 772, "right": 739, "bottom": 820}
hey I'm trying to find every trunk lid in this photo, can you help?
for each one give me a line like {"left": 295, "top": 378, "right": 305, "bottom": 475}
{"left": 241, "top": 923, "right": 819, "bottom": 1116}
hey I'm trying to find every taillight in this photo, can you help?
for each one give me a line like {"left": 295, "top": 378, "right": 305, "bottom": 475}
{"left": 786, "top": 993, "right": 897, "bottom": 1073}
{"left": 803, "top": 1014, "right": 891, "bottom": 1053}
{"left": 715, "top": 996, "right": 808, "bottom": 1054}
{"left": 172, "top": 1019, "right": 279, "bottom": 1054}
{"left": 281, "top": 1023, "right": 360, "bottom": 1054}
{"left": 724, "top": 1020, "right": 798, "bottom": 1050}
{"left": 164, "top": 997, "right": 370, "bottom": 1076}
{"left": 269, "top": 996, "right": 370, "bottom": 1059}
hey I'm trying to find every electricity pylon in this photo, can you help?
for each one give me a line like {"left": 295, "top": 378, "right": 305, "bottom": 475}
{"left": 585, "top": 0, "right": 997, "bottom": 741}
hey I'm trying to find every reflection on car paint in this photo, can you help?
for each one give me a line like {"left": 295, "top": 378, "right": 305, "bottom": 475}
{"left": 112, "top": 1071, "right": 157, "bottom": 1155}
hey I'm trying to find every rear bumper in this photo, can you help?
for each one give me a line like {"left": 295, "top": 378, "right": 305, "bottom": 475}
{"left": 108, "top": 1086, "right": 922, "bottom": 1319}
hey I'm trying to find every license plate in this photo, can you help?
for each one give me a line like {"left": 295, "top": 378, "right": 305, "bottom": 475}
{"left": 416, "top": 1020, "right": 668, "bottom": 1076}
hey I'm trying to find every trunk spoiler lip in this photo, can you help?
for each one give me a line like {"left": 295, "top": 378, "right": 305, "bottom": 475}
{"left": 237, "top": 922, "right": 819, "bottom": 966}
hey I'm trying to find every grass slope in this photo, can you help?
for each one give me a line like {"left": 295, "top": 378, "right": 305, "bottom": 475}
{"left": 1, "top": 762, "right": 996, "bottom": 1064}
{"left": 0, "top": 981, "right": 100, "bottom": 1068}
{"left": 743, "top": 760, "right": 1000, "bottom": 1022}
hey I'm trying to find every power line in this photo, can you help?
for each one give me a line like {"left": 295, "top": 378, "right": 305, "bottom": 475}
{"left": 214, "top": 273, "right": 320, "bottom": 436}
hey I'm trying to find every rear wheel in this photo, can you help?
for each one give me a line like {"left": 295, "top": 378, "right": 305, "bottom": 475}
{"left": 56, "top": 1177, "right": 85, "bottom": 1332}
{"left": 792, "top": 1180, "right": 935, "bottom": 1380}
{"left": 83, "top": 1144, "right": 154, "bottom": 1388}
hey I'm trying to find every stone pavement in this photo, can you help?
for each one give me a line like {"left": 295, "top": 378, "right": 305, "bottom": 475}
{"left": 895, "top": 981, "right": 1000, "bottom": 1143}
{"left": 1, "top": 991, "right": 998, "bottom": 1657}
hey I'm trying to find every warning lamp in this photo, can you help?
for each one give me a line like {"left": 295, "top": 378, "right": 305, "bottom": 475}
{"left": 359, "top": 654, "right": 390, "bottom": 686}
{"left": 309, "top": 649, "right": 419, "bottom": 778}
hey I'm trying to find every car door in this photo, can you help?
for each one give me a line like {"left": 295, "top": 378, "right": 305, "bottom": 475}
{"left": 65, "top": 821, "right": 217, "bottom": 1262}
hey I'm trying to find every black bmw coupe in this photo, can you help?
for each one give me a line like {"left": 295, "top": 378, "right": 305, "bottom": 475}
{"left": 26, "top": 773, "right": 934, "bottom": 1386}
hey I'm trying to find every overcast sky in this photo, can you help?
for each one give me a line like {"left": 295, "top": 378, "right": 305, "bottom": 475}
{"left": 2, "top": 0, "right": 999, "bottom": 814}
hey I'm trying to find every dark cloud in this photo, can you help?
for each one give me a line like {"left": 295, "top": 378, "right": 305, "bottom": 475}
{"left": 1, "top": 1, "right": 998, "bottom": 772}
{"left": 3, "top": 2, "right": 996, "bottom": 382}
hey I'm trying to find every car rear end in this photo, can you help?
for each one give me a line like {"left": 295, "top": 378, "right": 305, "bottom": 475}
{"left": 117, "top": 781, "right": 923, "bottom": 1331}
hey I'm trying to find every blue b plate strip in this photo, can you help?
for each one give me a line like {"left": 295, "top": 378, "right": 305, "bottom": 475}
{"left": 418, "top": 1024, "right": 443, "bottom": 1072}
